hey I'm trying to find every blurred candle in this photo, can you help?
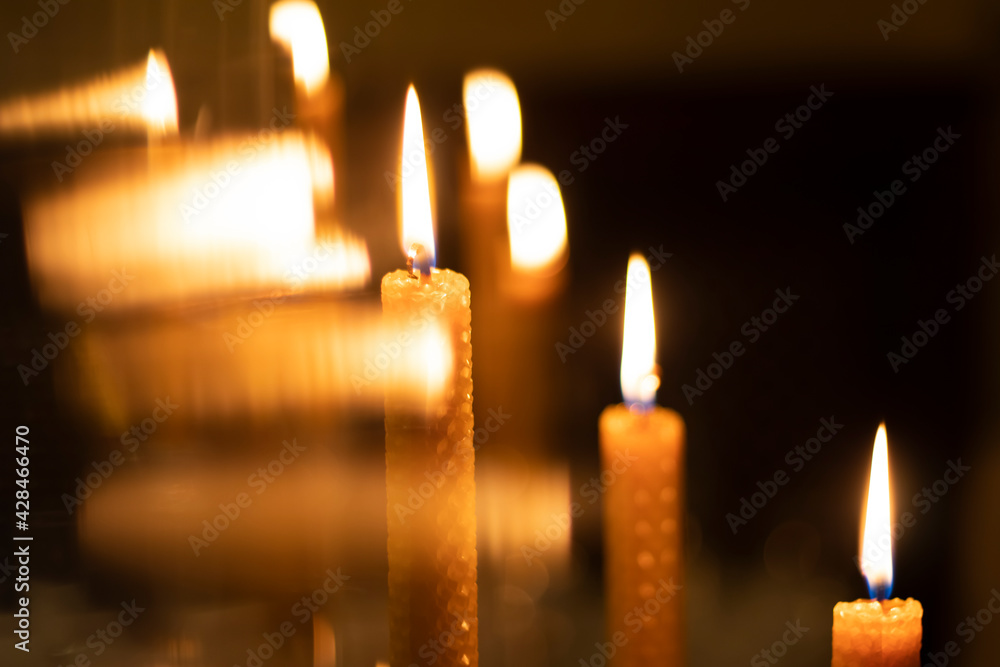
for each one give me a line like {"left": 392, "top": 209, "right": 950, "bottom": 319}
{"left": 382, "top": 85, "right": 477, "bottom": 667}
{"left": 0, "top": 49, "right": 178, "bottom": 140}
{"left": 832, "top": 423, "right": 922, "bottom": 666}
{"left": 505, "top": 163, "right": 568, "bottom": 302}
{"left": 600, "top": 254, "right": 685, "bottom": 666}
{"left": 270, "top": 0, "right": 345, "bottom": 230}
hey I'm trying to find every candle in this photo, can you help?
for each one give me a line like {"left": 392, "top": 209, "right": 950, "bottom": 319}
{"left": 269, "top": 0, "right": 346, "bottom": 232}
{"left": 382, "top": 85, "right": 477, "bottom": 667}
{"left": 832, "top": 423, "right": 922, "bottom": 666}
{"left": 600, "top": 254, "right": 685, "bottom": 665}
{"left": 458, "top": 68, "right": 520, "bottom": 402}
{"left": 0, "top": 49, "right": 178, "bottom": 140}
{"left": 505, "top": 163, "right": 569, "bottom": 303}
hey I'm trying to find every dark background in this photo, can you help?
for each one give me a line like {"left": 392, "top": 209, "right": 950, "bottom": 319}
{"left": 1, "top": 0, "right": 998, "bottom": 665}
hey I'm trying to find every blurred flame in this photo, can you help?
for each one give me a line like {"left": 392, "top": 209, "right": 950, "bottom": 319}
{"left": 506, "top": 164, "right": 568, "bottom": 274}
{"left": 269, "top": 0, "right": 330, "bottom": 94}
{"left": 620, "top": 254, "right": 658, "bottom": 409}
{"left": 0, "top": 49, "right": 177, "bottom": 139}
{"left": 24, "top": 132, "right": 368, "bottom": 311}
{"left": 141, "top": 49, "right": 178, "bottom": 137}
{"left": 464, "top": 69, "right": 522, "bottom": 181}
{"left": 400, "top": 85, "right": 435, "bottom": 265}
{"left": 860, "top": 422, "right": 893, "bottom": 598}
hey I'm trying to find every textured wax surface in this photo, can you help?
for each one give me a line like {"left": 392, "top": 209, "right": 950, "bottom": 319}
{"left": 600, "top": 405, "right": 685, "bottom": 666}
{"left": 382, "top": 268, "right": 477, "bottom": 667}
{"left": 832, "top": 598, "right": 922, "bottom": 667}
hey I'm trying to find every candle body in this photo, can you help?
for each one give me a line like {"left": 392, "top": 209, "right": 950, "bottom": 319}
{"left": 599, "top": 405, "right": 685, "bottom": 666}
{"left": 382, "top": 268, "right": 477, "bottom": 667}
{"left": 832, "top": 598, "right": 922, "bottom": 667}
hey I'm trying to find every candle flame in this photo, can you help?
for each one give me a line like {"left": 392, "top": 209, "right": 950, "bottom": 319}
{"left": 142, "top": 49, "right": 178, "bottom": 137}
{"left": 464, "top": 69, "right": 522, "bottom": 182}
{"left": 0, "top": 49, "right": 178, "bottom": 139}
{"left": 400, "top": 85, "right": 435, "bottom": 266}
{"left": 506, "top": 164, "right": 568, "bottom": 274}
{"left": 269, "top": 0, "right": 330, "bottom": 94}
{"left": 620, "top": 254, "right": 658, "bottom": 410}
{"left": 860, "top": 422, "right": 893, "bottom": 599}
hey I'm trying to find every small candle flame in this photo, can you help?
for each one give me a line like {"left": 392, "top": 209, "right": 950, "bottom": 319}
{"left": 269, "top": 0, "right": 330, "bottom": 94}
{"left": 620, "top": 254, "right": 658, "bottom": 410}
{"left": 506, "top": 164, "right": 568, "bottom": 274}
{"left": 141, "top": 50, "right": 178, "bottom": 137}
{"left": 464, "top": 69, "right": 522, "bottom": 182}
{"left": 860, "top": 422, "right": 893, "bottom": 599}
{"left": 400, "top": 85, "right": 435, "bottom": 267}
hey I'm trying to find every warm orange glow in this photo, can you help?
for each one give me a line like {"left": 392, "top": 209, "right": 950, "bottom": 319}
{"left": 620, "top": 254, "right": 659, "bottom": 408}
{"left": 0, "top": 49, "right": 177, "bottom": 139}
{"left": 269, "top": 0, "right": 330, "bottom": 94}
{"left": 141, "top": 49, "right": 178, "bottom": 137}
{"left": 24, "top": 132, "right": 368, "bottom": 311}
{"left": 400, "top": 85, "right": 435, "bottom": 265}
{"left": 464, "top": 69, "right": 522, "bottom": 181}
{"left": 860, "top": 422, "right": 893, "bottom": 597}
{"left": 506, "top": 164, "right": 568, "bottom": 274}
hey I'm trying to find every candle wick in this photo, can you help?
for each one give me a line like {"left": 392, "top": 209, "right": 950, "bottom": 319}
{"left": 407, "top": 243, "right": 432, "bottom": 282}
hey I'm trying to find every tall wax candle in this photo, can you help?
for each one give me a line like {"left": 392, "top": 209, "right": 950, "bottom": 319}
{"left": 382, "top": 85, "right": 477, "bottom": 667}
{"left": 600, "top": 254, "right": 685, "bottom": 666}
{"left": 832, "top": 423, "right": 922, "bottom": 666}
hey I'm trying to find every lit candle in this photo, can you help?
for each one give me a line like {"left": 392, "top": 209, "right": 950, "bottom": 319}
{"left": 269, "top": 0, "right": 345, "bottom": 230}
{"left": 382, "top": 85, "right": 477, "bottom": 667}
{"left": 600, "top": 254, "right": 685, "bottom": 665}
{"left": 832, "top": 423, "right": 922, "bottom": 666}
{"left": 505, "top": 163, "right": 569, "bottom": 302}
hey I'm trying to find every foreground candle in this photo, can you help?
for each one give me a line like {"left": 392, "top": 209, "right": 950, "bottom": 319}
{"left": 832, "top": 423, "right": 922, "bottom": 666}
{"left": 600, "top": 254, "right": 685, "bottom": 666}
{"left": 382, "top": 85, "right": 477, "bottom": 667}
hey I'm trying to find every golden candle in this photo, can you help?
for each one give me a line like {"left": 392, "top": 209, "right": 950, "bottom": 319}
{"left": 832, "top": 423, "right": 922, "bottom": 666}
{"left": 382, "top": 85, "right": 477, "bottom": 667}
{"left": 600, "top": 254, "right": 685, "bottom": 666}
{"left": 269, "top": 0, "right": 346, "bottom": 233}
